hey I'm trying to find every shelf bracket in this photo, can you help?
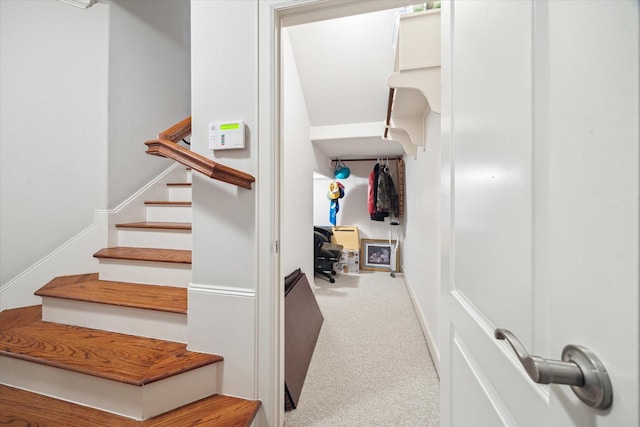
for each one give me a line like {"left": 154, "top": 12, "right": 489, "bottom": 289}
{"left": 387, "top": 66, "right": 441, "bottom": 114}
{"left": 385, "top": 128, "right": 417, "bottom": 159}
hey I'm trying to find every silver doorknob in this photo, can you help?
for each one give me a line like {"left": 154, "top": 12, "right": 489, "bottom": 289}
{"left": 495, "top": 328, "right": 613, "bottom": 409}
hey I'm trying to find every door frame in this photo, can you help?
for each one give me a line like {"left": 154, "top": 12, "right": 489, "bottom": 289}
{"left": 257, "top": 1, "right": 418, "bottom": 425}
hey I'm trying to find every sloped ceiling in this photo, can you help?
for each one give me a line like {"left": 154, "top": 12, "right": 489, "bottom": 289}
{"left": 287, "top": 8, "right": 406, "bottom": 159}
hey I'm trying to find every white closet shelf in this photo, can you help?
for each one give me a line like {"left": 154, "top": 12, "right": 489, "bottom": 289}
{"left": 384, "top": 67, "right": 441, "bottom": 158}
{"left": 384, "top": 9, "right": 441, "bottom": 157}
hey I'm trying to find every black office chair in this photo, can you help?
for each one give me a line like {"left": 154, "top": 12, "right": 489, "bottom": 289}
{"left": 314, "top": 227, "right": 343, "bottom": 283}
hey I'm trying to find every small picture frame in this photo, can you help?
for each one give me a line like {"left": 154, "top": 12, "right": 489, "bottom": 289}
{"left": 360, "top": 239, "right": 399, "bottom": 272}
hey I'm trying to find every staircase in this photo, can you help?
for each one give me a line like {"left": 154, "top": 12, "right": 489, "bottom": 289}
{"left": 0, "top": 168, "right": 261, "bottom": 425}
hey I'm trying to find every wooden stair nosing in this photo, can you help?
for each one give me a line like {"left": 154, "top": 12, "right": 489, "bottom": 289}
{"left": 0, "top": 384, "right": 261, "bottom": 427}
{"left": 166, "top": 183, "right": 192, "bottom": 187}
{"left": 0, "top": 306, "right": 220, "bottom": 386}
{"left": 115, "top": 221, "right": 192, "bottom": 231}
{"left": 35, "top": 274, "right": 187, "bottom": 314}
{"left": 93, "top": 247, "right": 192, "bottom": 264}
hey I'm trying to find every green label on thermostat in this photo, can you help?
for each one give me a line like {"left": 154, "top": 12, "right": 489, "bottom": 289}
{"left": 220, "top": 123, "right": 240, "bottom": 130}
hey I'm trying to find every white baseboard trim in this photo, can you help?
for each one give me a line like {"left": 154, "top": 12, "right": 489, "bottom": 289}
{"left": 402, "top": 273, "right": 441, "bottom": 376}
{"left": 99, "top": 163, "right": 182, "bottom": 216}
{"left": 96, "top": 164, "right": 185, "bottom": 247}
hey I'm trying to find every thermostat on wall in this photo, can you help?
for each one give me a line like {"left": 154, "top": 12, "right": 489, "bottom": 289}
{"left": 209, "top": 120, "right": 245, "bottom": 150}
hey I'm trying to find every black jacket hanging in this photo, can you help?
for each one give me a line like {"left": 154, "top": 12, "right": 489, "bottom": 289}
{"left": 368, "top": 163, "right": 398, "bottom": 221}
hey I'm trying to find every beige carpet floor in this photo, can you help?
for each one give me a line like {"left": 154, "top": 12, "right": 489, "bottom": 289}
{"left": 284, "top": 271, "right": 439, "bottom": 426}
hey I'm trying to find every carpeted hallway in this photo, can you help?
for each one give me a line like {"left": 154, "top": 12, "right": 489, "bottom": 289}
{"left": 284, "top": 272, "right": 439, "bottom": 426}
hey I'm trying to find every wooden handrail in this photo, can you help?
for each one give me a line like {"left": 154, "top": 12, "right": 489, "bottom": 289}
{"left": 145, "top": 117, "right": 255, "bottom": 190}
{"left": 158, "top": 117, "right": 192, "bottom": 142}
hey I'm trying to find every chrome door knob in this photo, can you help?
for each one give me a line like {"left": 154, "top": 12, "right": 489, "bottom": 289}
{"left": 495, "top": 328, "right": 613, "bottom": 409}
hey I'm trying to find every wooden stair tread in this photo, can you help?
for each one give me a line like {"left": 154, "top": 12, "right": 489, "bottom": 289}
{"left": 116, "top": 221, "right": 192, "bottom": 231}
{"left": 0, "top": 384, "right": 260, "bottom": 427}
{"left": 0, "top": 304, "right": 41, "bottom": 330}
{"left": 93, "top": 247, "right": 191, "bottom": 264}
{"left": 144, "top": 201, "right": 191, "bottom": 206}
{"left": 35, "top": 273, "right": 187, "bottom": 314}
{"left": 167, "top": 182, "right": 192, "bottom": 187}
{"left": 0, "top": 306, "right": 221, "bottom": 386}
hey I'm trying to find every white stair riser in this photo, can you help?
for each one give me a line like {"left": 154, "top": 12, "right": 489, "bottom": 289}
{"left": 98, "top": 259, "right": 191, "bottom": 288}
{"left": 145, "top": 205, "right": 192, "bottom": 222}
{"left": 0, "top": 356, "right": 219, "bottom": 420}
{"left": 118, "top": 229, "right": 192, "bottom": 250}
{"left": 41, "top": 298, "right": 187, "bottom": 343}
{"left": 168, "top": 186, "right": 192, "bottom": 201}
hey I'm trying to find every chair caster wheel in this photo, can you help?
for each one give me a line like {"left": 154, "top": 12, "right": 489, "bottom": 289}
{"left": 331, "top": 271, "right": 337, "bottom": 275}
{"left": 329, "top": 278, "right": 335, "bottom": 283}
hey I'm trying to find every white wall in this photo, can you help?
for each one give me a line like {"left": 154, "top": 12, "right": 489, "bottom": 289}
{"left": 188, "top": 0, "right": 258, "bottom": 403}
{"left": 0, "top": 0, "right": 191, "bottom": 308}
{"left": 286, "top": 8, "right": 397, "bottom": 127}
{"left": 313, "top": 160, "right": 401, "bottom": 241}
{"left": 0, "top": 0, "right": 109, "bottom": 288}
{"left": 402, "top": 112, "right": 441, "bottom": 371}
{"left": 282, "top": 29, "right": 332, "bottom": 279}
{"left": 108, "top": 0, "right": 191, "bottom": 208}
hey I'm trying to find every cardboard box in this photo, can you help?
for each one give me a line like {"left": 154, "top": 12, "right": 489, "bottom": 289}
{"left": 331, "top": 226, "right": 360, "bottom": 250}
{"left": 335, "top": 249, "right": 359, "bottom": 274}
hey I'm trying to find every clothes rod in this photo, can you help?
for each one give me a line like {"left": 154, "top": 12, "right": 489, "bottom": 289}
{"left": 332, "top": 157, "right": 402, "bottom": 163}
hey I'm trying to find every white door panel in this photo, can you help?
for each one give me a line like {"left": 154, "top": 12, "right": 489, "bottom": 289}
{"left": 546, "top": 2, "right": 639, "bottom": 426}
{"left": 452, "top": 0, "right": 533, "bottom": 349}
{"left": 442, "top": 0, "right": 638, "bottom": 425}
{"left": 443, "top": 0, "right": 546, "bottom": 424}
{"left": 452, "top": 341, "right": 511, "bottom": 427}
{"left": 451, "top": 292, "right": 549, "bottom": 426}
